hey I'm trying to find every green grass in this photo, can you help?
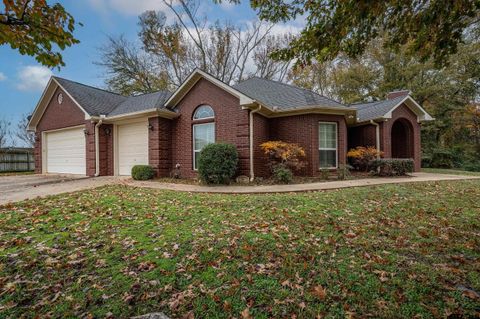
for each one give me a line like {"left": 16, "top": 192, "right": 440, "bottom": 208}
{"left": 422, "top": 167, "right": 480, "bottom": 176}
{"left": 1, "top": 181, "right": 480, "bottom": 318}
{"left": 0, "top": 171, "right": 34, "bottom": 176}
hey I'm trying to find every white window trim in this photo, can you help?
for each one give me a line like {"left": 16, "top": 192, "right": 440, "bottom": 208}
{"left": 193, "top": 122, "right": 215, "bottom": 170}
{"left": 318, "top": 121, "right": 338, "bottom": 169}
{"left": 193, "top": 105, "right": 215, "bottom": 120}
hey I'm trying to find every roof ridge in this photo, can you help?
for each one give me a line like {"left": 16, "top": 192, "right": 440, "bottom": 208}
{"left": 350, "top": 95, "right": 405, "bottom": 107}
{"left": 238, "top": 76, "right": 345, "bottom": 106}
{"left": 129, "top": 90, "right": 172, "bottom": 98}
{"left": 53, "top": 76, "right": 126, "bottom": 97}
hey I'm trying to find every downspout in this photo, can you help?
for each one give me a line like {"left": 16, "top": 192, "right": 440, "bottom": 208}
{"left": 249, "top": 105, "right": 262, "bottom": 181}
{"left": 370, "top": 120, "right": 381, "bottom": 158}
{"left": 94, "top": 115, "right": 105, "bottom": 177}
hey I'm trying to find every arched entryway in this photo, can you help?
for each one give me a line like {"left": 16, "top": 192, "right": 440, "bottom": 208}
{"left": 391, "top": 118, "right": 414, "bottom": 158}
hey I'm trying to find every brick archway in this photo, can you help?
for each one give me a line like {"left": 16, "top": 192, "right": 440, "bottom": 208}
{"left": 391, "top": 118, "right": 414, "bottom": 159}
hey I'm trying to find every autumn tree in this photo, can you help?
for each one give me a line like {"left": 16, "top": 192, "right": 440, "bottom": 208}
{"left": 98, "top": 0, "right": 291, "bottom": 94}
{"left": 252, "top": 32, "right": 294, "bottom": 81}
{"left": 217, "top": 0, "right": 480, "bottom": 66}
{"left": 14, "top": 113, "right": 35, "bottom": 147}
{"left": 0, "top": 118, "right": 10, "bottom": 148}
{"left": 0, "top": 0, "right": 80, "bottom": 68}
{"left": 288, "top": 35, "right": 480, "bottom": 169}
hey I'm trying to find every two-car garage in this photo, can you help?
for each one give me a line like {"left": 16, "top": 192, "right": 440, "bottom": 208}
{"left": 43, "top": 120, "right": 149, "bottom": 176}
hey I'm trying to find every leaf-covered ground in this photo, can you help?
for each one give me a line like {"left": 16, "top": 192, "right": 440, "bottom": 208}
{"left": 422, "top": 168, "right": 480, "bottom": 176}
{"left": 1, "top": 180, "right": 479, "bottom": 318}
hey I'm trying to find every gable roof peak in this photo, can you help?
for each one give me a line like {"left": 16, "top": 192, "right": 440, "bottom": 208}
{"left": 387, "top": 89, "right": 411, "bottom": 100}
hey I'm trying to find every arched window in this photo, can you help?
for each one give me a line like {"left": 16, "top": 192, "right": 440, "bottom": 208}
{"left": 192, "top": 105, "right": 215, "bottom": 169}
{"left": 193, "top": 105, "right": 214, "bottom": 120}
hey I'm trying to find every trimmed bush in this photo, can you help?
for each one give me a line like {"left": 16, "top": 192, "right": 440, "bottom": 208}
{"left": 260, "top": 141, "right": 306, "bottom": 171}
{"left": 371, "top": 158, "right": 414, "bottom": 176}
{"left": 131, "top": 165, "right": 155, "bottom": 180}
{"left": 198, "top": 143, "right": 238, "bottom": 184}
{"left": 272, "top": 164, "right": 293, "bottom": 184}
{"left": 347, "top": 146, "right": 383, "bottom": 171}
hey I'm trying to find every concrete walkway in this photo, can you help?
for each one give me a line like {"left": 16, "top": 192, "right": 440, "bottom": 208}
{"left": 124, "top": 172, "right": 480, "bottom": 194}
{"left": 1, "top": 172, "right": 478, "bottom": 205}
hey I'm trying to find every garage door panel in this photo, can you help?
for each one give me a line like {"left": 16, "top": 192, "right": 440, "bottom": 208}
{"left": 117, "top": 121, "right": 149, "bottom": 176}
{"left": 46, "top": 127, "right": 86, "bottom": 174}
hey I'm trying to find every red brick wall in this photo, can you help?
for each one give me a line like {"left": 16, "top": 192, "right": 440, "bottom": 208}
{"left": 34, "top": 87, "right": 88, "bottom": 174}
{"left": 149, "top": 116, "right": 172, "bottom": 177}
{"left": 380, "top": 103, "right": 421, "bottom": 171}
{"left": 348, "top": 124, "right": 377, "bottom": 150}
{"left": 269, "top": 114, "right": 348, "bottom": 176}
{"left": 252, "top": 113, "right": 270, "bottom": 177}
{"left": 98, "top": 124, "right": 114, "bottom": 176}
{"left": 170, "top": 78, "right": 250, "bottom": 178}
{"left": 85, "top": 121, "right": 96, "bottom": 176}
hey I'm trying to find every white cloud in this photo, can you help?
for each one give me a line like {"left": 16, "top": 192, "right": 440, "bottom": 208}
{"left": 16, "top": 66, "right": 52, "bottom": 91}
{"left": 87, "top": 0, "right": 173, "bottom": 16}
{"left": 219, "top": 1, "right": 236, "bottom": 11}
{"left": 0, "top": 72, "right": 6, "bottom": 81}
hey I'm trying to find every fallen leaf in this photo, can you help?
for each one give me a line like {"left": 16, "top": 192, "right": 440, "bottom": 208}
{"left": 311, "top": 285, "right": 327, "bottom": 300}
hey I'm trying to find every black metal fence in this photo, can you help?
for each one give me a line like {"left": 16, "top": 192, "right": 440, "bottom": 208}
{"left": 0, "top": 148, "right": 35, "bottom": 172}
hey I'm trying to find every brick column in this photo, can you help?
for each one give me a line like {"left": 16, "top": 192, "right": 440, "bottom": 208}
{"left": 85, "top": 121, "right": 96, "bottom": 176}
{"left": 34, "top": 132, "right": 42, "bottom": 174}
{"left": 98, "top": 124, "right": 114, "bottom": 176}
{"left": 148, "top": 116, "right": 172, "bottom": 177}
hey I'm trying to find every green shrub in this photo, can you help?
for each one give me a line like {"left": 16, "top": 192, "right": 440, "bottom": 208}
{"left": 371, "top": 159, "right": 414, "bottom": 176}
{"left": 131, "top": 165, "right": 155, "bottom": 180}
{"left": 198, "top": 143, "right": 238, "bottom": 184}
{"left": 431, "top": 150, "right": 454, "bottom": 168}
{"left": 463, "top": 161, "right": 480, "bottom": 172}
{"left": 337, "top": 164, "right": 352, "bottom": 180}
{"left": 272, "top": 164, "right": 293, "bottom": 184}
{"left": 421, "top": 156, "right": 431, "bottom": 168}
{"left": 320, "top": 169, "right": 330, "bottom": 180}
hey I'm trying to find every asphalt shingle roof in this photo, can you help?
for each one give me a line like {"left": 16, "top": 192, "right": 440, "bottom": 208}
{"left": 350, "top": 96, "right": 406, "bottom": 122}
{"left": 54, "top": 77, "right": 171, "bottom": 117}
{"left": 108, "top": 91, "right": 172, "bottom": 116}
{"left": 54, "top": 75, "right": 408, "bottom": 122}
{"left": 233, "top": 77, "right": 345, "bottom": 110}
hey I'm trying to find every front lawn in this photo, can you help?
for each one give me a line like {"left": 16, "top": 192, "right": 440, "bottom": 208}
{"left": 0, "top": 171, "right": 34, "bottom": 177}
{"left": 1, "top": 181, "right": 479, "bottom": 318}
{"left": 422, "top": 168, "right": 480, "bottom": 176}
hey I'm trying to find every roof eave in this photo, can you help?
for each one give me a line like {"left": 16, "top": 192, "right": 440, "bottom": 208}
{"left": 102, "top": 108, "right": 179, "bottom": 122}
{"left": 242, "top": 103, "right": 357, "bottom": 123}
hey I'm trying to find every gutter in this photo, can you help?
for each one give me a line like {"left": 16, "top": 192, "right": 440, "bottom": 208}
{"left": 94, "top": 115, "right": 105, "bottom": 177}
{"left": 249, "top": 105, "right": 262, "bottom": 182}
{"left": 370, "top": 120, "right": 381, "bottom": 158}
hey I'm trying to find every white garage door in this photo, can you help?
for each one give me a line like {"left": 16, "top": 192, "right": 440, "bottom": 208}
{"left": 117, "top": 121, "right": 149, "bottom": 175}
{"left": 46, "top": 127, "right": 86, "bottom": 174}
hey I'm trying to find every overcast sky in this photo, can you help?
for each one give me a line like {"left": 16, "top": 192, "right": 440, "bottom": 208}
{"left": 0, "top": 0, "right": 302, "bottom": 146}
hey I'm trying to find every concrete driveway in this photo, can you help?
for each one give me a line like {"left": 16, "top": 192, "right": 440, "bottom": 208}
{"left": 0, "top": 174, "right": 117, "bottom": 205}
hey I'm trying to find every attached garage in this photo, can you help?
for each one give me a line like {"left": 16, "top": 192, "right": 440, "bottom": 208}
{"left": 44, "top": 127, "right": 86, "bottom": 174}
{"left": 116, "top": 120, "right": 149, "bottom": 175}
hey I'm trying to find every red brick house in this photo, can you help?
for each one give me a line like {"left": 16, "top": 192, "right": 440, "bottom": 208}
{"left": 27, "top": 69, "right": 433, "bottom": 178}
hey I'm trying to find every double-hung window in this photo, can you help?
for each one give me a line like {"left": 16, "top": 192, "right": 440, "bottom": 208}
{"left": 192, "top": 105, "right": 215, "bottom": 170}
{"left": 319, "top": 122, "right": 338, "bottom": 169}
